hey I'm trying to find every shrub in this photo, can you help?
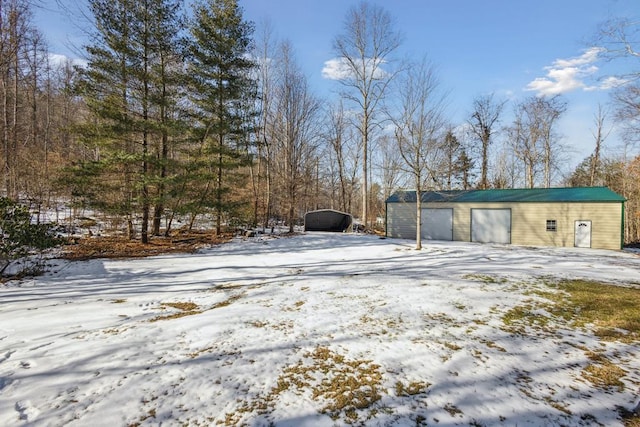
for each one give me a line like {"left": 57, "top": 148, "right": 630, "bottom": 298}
{"left": 0, "top": 198, "right": 62, "bottom": 277}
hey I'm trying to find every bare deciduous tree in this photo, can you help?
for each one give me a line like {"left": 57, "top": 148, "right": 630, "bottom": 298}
{"left": 332, "top": 1, "right": 401, "bottom": 228}
{"left": 390, "top": 58, "right": 447, "bottom": 250}
{"left": 324, "top": 100, "right": 359, "bottom": 213}
{"left": 508, "top": 95, "right": 566, "bottom": 188}
{"left": 253, "top": 19, "right": 277, "bottom": 231}
{"left": 269, "top": 41, "right": 321, "bottom": 232}
{"left": 468, "top": 93, "right": 505, "bottom": 189}
{"left": 378, "top": 133, "right": 403, "bottom": 203}
{"left": 590, "top": 104, "right": 611, "bottom": 186}
{"left": 595, "top": 17, "right": 640, "bottom": 243}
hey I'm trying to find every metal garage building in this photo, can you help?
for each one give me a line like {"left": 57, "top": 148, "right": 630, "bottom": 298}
{"left": 304, "top": 209, "right": 353, "bottom": 232}
{"left": 385, "top": 187, "right": 626, "bottom": 250}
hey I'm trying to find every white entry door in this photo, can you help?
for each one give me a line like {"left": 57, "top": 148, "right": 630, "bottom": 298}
{"left": 421, "top": 208, "right": 453, "bottom": 241}
{"left": 574, "top": 220, "right": 592, "bottom": 248}
{"left": 471, "top": 209, "right": 511, "bottom": 244}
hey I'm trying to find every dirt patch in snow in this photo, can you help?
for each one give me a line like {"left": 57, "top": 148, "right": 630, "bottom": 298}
{"left": 61, "top": 232, "right": 233, "bottom": 260}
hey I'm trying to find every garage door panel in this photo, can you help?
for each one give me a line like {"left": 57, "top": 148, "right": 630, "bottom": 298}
{"left": 471, "top": 209, "right": 511, "bottom": 244}
{"left": 421, "top": 208, "right": 453, "bottom": 241}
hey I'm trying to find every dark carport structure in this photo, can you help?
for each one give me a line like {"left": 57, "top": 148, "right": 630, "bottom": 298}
{"left": 304, "top": 209, "right": 353, "bottom": 232}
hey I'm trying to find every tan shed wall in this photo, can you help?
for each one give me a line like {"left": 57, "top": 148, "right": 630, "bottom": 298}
{"left": 386, "top": 201, "right": 623, "bottom": 250}
{"left": 509, "top": 202, "right": 622, "bottom": 250}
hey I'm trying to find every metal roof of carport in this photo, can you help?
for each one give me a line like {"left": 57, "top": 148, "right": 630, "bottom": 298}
{"left": 304, "top": 209, "right": 353, "bottom": 232}
{"left": 385, "top": 187, "right": 626, "bottom": 203}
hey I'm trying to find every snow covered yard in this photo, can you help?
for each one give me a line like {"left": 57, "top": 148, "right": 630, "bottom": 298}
{"left": 1, "top": 233, "right": 639, "bottom": 427}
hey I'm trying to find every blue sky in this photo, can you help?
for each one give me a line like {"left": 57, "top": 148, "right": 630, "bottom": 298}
{"left": 36, "top": 0, "right": 639, "bottom": 172}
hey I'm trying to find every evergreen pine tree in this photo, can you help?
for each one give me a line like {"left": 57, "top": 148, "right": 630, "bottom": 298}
{"left": 73, "top": 0, "right": 185, "bottom": 242}
{"left": 187, "top": 0, "right": 257, "bottom": 235}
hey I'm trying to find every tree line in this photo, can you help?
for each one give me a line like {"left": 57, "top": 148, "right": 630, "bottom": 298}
{"left": 2, "top": 0, "right": 639, "bottom": 244}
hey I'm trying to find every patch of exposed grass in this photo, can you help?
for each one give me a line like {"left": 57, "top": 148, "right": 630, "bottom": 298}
{"left": 442, "top": 341, "right": 462, "bottom": 351}
{"left": 544, "top": 280, "right": 640, "bottom": 343}
{"left": 150, "top": 301, "right": 201, "bottom": 322}
{"left": 395, "top": 380, "right": 430, "bottom": 397}
{"left": 284, "top": 300, "right": 305, "bottom": 311}
{"left": 618, "top": 406, "right": 640, "bottom": 427}
{"left": 163, "top": 302, "right": 198, "bottom": 311}
{"left": 228, "top": 346, "right": 384, "bottom": 424}
{"left": 463, "top": 274, "right": 507, "bottom": 284}
{"left": 503, "top": 280, "right": 638, "bottom": 393}
{"left": 248, "top": 320, "right": 268, "bottom": 328}
{"left": 443, "top": 403, "right": 463, "bottom": 417}
{"left": 507, "top": 279, "right": 640, "bottom": 343}
{"left": 582, "top": 360, "right": 627, "bottom": 391}
{"left": 358, "top": 313, "right": 405, "bottom": 338}
{"left": 453, "top": 302, "right": 467, "bottom": 310}
{"left": 270, "top": 320, "right": 294, "bottom": 332}
{"left": 304, "top": 347, "right": 383, "bottom": 420}
{"left": 101, "top": 328, "right": 118, "bottom": 335}
{"left": 111, "top": 298, "right": 127, "bottom": 304}
{"left": 501, "top": 301, "right": 555, "bottom": 335}
{"left": 215, "top": 283, "right": 244, "bottom": 290}
{"left": 424, "top": 312, "right": 460, "bottom": 327}
{"left": 150, "top": 294, "right": 244, "bottom": 322}
{"left": 547, "top": 399, "right": 572, "bottom": 415}
{"left": 480, "top": 339, "right": 507, "bottom": 352}
{"left": 212, "top": 294, "right": 244, "bottom": 309}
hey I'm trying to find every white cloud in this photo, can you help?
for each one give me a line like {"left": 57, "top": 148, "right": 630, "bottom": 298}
{"left": 599, "top": 76, "right": 628, "bottom": 90}
{"left": 322, "top": 58, "right": 354, "bottom": 80}
{"left": 552, "top": 47, "right": 603, "bottom": 68}
{"left": 322, "top": 57, "right": 389, "bottom": 81}
{"left": 525, "top": 47, "right": 605, "bottom": 96}
{"left": 48, "top": 53, "right": 87, "bottom": 69}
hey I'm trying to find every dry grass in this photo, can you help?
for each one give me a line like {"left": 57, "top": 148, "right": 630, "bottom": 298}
{"left": 212, "top": 294, "right": 244, "bottom": 309}
{"left": 293, "top": 347, "right": 383, "bottom": 421}
{"left": 502, "top": 279, "right": 640, "bottom": 343}
{"left": 462, "top": 274, "right": 507, "bottom": 284}
{"left": 582, "top": 361, "right": 627, "bottom": 391}
{"left": 480, "top": 339, "right": 507, "bottom": 352}
{"left": 548, "top": 280, "right": 640, "bottom": 343}
{"left": 503, "top": 279, "right": 639, "bottom": 396}
{"left": 163, "top": 302, "right": 199, "bottom": 311}
{"left": 443, "top": 403, "right": 463, "bottom": 417}
{"left": 223, "top": 346, "right": 384, "bottom": 424}
{"left": 283, "top": 300, "right": 305, "bottom": 311}
{"left": 395, "top": 380, "right": 430, "bottom": 397}
{"left": 501, "top": 301, "right": 556, "bottom": 335}
{"left": 149, "top": 294, "right": 244, "bottom": 323}
{"left": 619, "top": 407, "right": 640, "bottom": 427}
{"left": 150, "top": 301, "right": 201, "bottom": 322}
{"left": 62, "top": 232, "right": 232, "bottom": 261}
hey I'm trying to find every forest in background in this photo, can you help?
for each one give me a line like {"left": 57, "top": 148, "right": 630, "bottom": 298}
{"left": 1, "top": 0, "right": 639, "bottom": 244}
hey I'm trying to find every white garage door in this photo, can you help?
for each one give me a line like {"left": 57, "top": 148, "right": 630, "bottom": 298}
{"left": 421, "top": 208, "right": 453, "bottom": 241}
{"left": 471, "top": 209, "right": 511, "bottom": 244}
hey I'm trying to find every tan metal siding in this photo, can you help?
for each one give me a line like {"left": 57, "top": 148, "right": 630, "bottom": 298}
{"left": 508, "top": 202, "right": 622, "bottom": 250}
{"left": 386, "top": 201, "right": 623, "bottom": 250}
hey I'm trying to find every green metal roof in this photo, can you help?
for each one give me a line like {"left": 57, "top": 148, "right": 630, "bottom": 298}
{"left": 386, "top": 187, "right": 626, "bottom": 203}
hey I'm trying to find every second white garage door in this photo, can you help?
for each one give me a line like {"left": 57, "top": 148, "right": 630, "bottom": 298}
{"left": 471, "top": 209, "right": 511, "bottom": 244}
{"left": 421, "top": 208, "right": 453, "bottom": 241}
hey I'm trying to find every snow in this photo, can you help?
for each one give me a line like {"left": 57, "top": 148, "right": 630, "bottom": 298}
{"left": 1, "top": 233, "right": 639, "bottom": 426}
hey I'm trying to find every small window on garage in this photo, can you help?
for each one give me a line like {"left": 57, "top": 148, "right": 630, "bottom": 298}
{"left": 546, "top": 220, "right": 557, "bottom": 232}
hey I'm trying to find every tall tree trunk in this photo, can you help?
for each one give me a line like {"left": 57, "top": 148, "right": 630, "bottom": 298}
{"left": 215, "top": 132, "right": 223, "bottom": 235}
{"left": 361, "top": 112, "right": 368, "bottom": 228}
{"left": 415, "top": 184, "right": 422, "bottom": 250}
